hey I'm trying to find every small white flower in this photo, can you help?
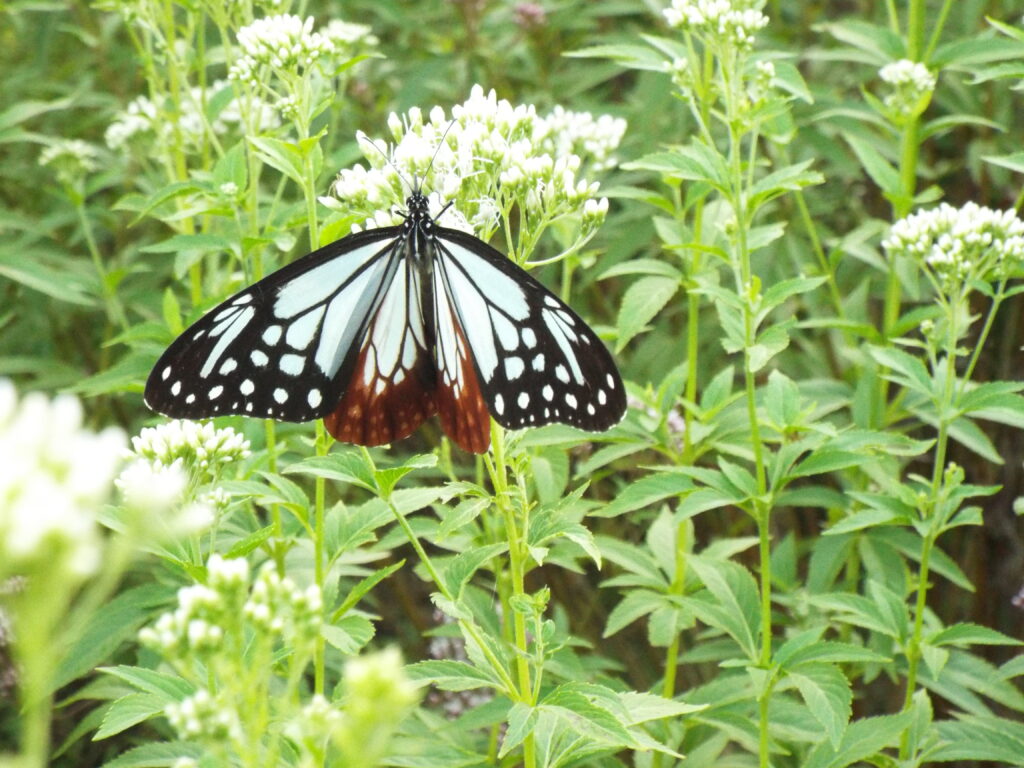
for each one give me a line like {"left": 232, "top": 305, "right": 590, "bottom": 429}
{"left": 116, "top": 458, "right": 188, "bottom": 515}
{"left": 878, "top": 59, "right": 936, "bottom": 122}
{"left": 883, "top": 201, "right": 1024, "bottom": 285}
{"left": 230, "top": 14, "right": 333, "bottom": 83}
{"left": 879, "top": 59, "right": 936, "bottom": 91}
{"left": 207, "top": 553, "right": 250, "bottom": 588}
{"left": 0, "top": 381, "right": 124, "bottom": 578}
{"left": 130, "top": 420, "right": 250, "bottom": 475}
{"left": 663, "top": 0, "right": 769, "bottom": 49}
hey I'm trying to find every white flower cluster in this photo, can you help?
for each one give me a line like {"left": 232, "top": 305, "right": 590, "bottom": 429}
{"left": 663, "top": 0, "right": 770, "bottom": 49}
{"left": 878, "top": 59, "right": 936, "bottom": 122}
{"left": 139, "top": 554, "right": 248, "bottom": 657}
{"left": 879, "top": 59, "right": 936, "bottom": 92}
{"left": 39, "top": 139, "right": 101, "bottom": 187}
{"left": 327, "top": 85, "right": 620, "bottom": 240}
{"left": 130, "top": 419, "right": 250, "bottom": 474}
{"left": 342, "top": 647, "right": 419, "bottom": 719}
{"left": 105, "top": 82, "right": 279, "bottom": 152}
{"left": 244, "top": 563, "right": 323, "bottom": 643}
{"left": 229, "top": 15, "right": 334, "bottom": 85}
{"left": 0, "top": 381, "right": 124, "bottom": 577}
{"left": 322, "top": 19, "right": 378, "bottom": 51}
{"left": 166, "top": 688, "right": 240, "bottom": 741}
{"left": 883, "top": 201, "right": 1024, "bottom": 284}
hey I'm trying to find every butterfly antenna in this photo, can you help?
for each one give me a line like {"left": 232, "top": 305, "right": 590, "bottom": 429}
{"left": 424, "top": 118, "right": 458, "bottom": 186}
{"left": 358, "top": 131, "right": 413, "bottom": 196}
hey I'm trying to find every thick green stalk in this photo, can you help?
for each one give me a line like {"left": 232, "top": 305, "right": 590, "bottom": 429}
{"left": 489, "top": 423, "right": 537, "bottom": 768}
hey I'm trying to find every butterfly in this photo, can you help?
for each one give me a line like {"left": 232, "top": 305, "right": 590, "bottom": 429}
{"left": 144, "top": 191, "right": 626, "bottom": 453}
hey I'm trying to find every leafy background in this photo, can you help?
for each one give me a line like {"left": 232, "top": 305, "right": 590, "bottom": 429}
{"left": 2, "top": 0, "right": 1024, "bottom": 766}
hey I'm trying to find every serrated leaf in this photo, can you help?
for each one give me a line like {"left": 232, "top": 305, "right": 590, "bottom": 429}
{"left": 321, "top": 615, "right": 375, "bottom": 654}
{"left": 929, "top": 622, "right": 1023, "bottom": 648}
{"left": 94, "top": 693, "right": 167, "bottom": 740}
{"left": 99, "top": 667, "right": 193, "bottom": 701}
{"left": 99, "top": 741, "right": 203, "bottom": 768}
{"left": 594, "top": 471, "right": 694, "bottom": 517}
{"left": 803, "top": 711, "right": 913, "bottom": 768}
{"left": 616, "top": 275, "right": 679, "bottom": 351}
{"left": 786, "top": 664, "right": 852, "bottom": 748}
{"left": 407, "top": 660, "right": 502, "bottom": 691}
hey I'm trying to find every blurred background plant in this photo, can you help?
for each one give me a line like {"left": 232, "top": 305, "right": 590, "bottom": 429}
{"left": 2, "top": 0, "right": 1024, "bottom": 766}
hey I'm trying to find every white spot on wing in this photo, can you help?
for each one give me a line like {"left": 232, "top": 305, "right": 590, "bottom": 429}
{"left": 492, "top": 310, "right": 518, "bottom": 351}
{"left": 532, "top": 353, "right": 545, "bottom": 371}
{"left": 566, "top": 393, "right": 578, "bottom": 408}
{"left": 505, "top": 356, "right": 524, "bottom": 380}
{"left": 522, "top": 328, "right": 537, "bottom": 348}
{"left": 543, "top": 385, "right": 553, "bottom": 401}
{"left": 308, "top": 389, "right": 322, "bottom": 408}
{"left": 274, "top": 388, "right": 288, "bottom": 403}
{"left": 607, "top": 373, "right": 615, "bottom": 388}
{"left": 263, "top": 325, "right": 282, "bottom": 345}
{"left": 208, "top": 385, "right": 224, "bottom": 400}
{"left": 232, "top": 294, "right": 252, "bottom": 305}
{"left": 162, "top": 366, "right": 171, "bottom": 380}
{"left": 279, "top": 354, "right": 304, "bottom": 376}
{"left": 219, "top": 358, "right": 237, "bottom": 375}
{"left": 286, "top": 305, "right": 325, "bottom": 350}
{"left": 186, "top": 394, "right": 196, "bottom": 404}
{"left": 518, "top": 392, "right": 530, "bottom": 409}
{"left": 495, "top": 394, "right": 504, "bottom": 415}
{"left": 240, "top": 379, "right": 255, "bottom": 395}
{"left": 555, "top": 365, "right": 570, "bottom": 383}
{"left": 200, "top": 306, "right": 255, "bottom": 378}
{"left": 251, "top": 349, "right": 269, "bottom": 367}
{"left": 171, "top": 381, "right": 181, "bottom": 396}
{"left": 598, "top": 389, "right": 607, "bottom": 405}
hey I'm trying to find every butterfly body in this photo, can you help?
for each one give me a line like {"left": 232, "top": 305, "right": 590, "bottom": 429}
{"left": 145, "top": 192, "right": 626, "bottom": 453}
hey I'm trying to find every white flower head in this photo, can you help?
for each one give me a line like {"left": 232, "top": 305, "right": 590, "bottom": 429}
{"left": 0, "top": 381, "right": 124, "bottom": 578}
{"left": 883, "top": 202, "right": 1024, "bottom": 287}
{"left": 878, "top": 59, "right": 936, "bottom": 122}
{"left": 129, "top": 420, "right": 250, "bottom": 477}
{"left": 116, "top": 458, "right": 188, "bottom": 514}
{"left": 229, "top": 14, "right": 334, "bottom": 85}
{"left": 663, "top": 0, "right": 769, "bottom": 49}
{"left": 39, "top": 140, "right": 101, "bottom": 187}
{"left": 331, "top": 85, "right": 617, "bottom": 240}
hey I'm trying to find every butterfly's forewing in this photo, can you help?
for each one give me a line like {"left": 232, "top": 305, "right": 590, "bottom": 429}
{"left": 432, "top": 228, "right": 627, "bottom": 435}
{"left": 144, "top": 228, "right": 402, "bottom": 421}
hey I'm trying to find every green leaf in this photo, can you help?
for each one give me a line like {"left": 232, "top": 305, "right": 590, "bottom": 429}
{"left": 564, "top": 43, "right": 671, "bottom": 72}
{"left": 284, "top": 450, "right": 375, "bottom": 491}
{"left": 616, "top": 691, "right": 705, "bottom": 724}
{"left": 932, "top": 715, "right": 1024, "bottom": 764}
{"left": 334, "top": 560, "right": 405, "bottom": 619}
{"left": 785, "top": 664, "right": 852, "bottom": 748}
{"left": 685, "top": 557, "right": 760, "bottom": 660}
{"left": 54, "top": 584, "right": 174, "bottom": 690}
{"left": 616, "top": 275, "right": 679, "bottom": 351}
{"left": 99, "top": 741, "right": 202, "bottom": 768}
{"left": 843, "top": 133, "right": 900, "bottom": 200}
{"left": 248, "top": 135, "right": 306, "bottom": 185}
{"left": 594, "top": 471, "right": 694, "bottom": 517}
{"left": 929, "top": 622, "right": 1023, "bottom": 648}
{"left": 99, "top": 667, "right": 193, "bottom": 701}
{"left": 94, "top": 693, "right": 167, "bottom": 740}
{"left": 442, "top": 543, "right": 508, "bottom": 598}
{"left": 321, "top": 615, "right": 375, "bottom": 654}
{"left": 599, "top": 258, "right": 683, "bottom": 281}
{"left": 604, "top": 589, "right": 668, "bottom": 638}
{"left": 803, "top": 711, "right": 913, "bottom": 768}
{"left": 407, "top": 660, "right": 502, "bottom": 691}
{"left": 867, "top": 345, "right": 933, "bottom": 396}
{"left": 139, "top": 233, "right": 232, "bottom": 255}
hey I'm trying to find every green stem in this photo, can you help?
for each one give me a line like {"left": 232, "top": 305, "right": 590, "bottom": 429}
{"left": 488, "top": 422, "right": 537, "bottom": 768}
{"left": 313, "top": 420, "right": 328, "bottom": 696}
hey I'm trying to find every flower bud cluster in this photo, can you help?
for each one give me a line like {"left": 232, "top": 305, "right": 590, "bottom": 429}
{"left": 130, "top": 419, "right": 250, "bottom": 476}
{"left": 663, "top": 0, "right": 770, "bottom": 50}
{"left": 106, "top": 82, "right": 278, "bottom": 153}
{"left": 0, "top": 380, "right": 124, "bottom": 578}
{"left": 229, "top": 15, "right": 334, "bottom": 85}
{"left": 883, "top": 202, "right": 1024, "bottom": 287}
{"left": 243, "top": 564, "right": 323, "bottom": 646}
{"left": 166, "top": 688, "right": 240, "bottom": 741}
{"left": 39, "top": 140, "right": 101, "bottom": 186}
{"left": 878, "top": 59, "right": 936, "bottom": 123}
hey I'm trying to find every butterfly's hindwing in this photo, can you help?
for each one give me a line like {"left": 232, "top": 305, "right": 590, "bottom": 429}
{"left": 433, "top": 228, "right": 627, "bottom": 433}
{"left": 144, "top": 228, "right": 402, "bottom": 421}
{"left": 324, "top": 258, "right": 438, "bottom": 446}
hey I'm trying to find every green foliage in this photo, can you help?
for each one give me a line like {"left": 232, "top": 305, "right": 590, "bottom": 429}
{"left": 2, "top": 1, "right": 1024, "bottom": 767}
